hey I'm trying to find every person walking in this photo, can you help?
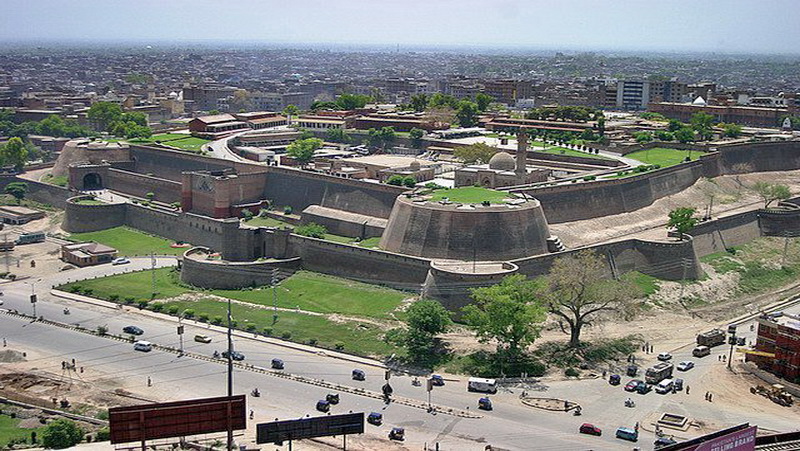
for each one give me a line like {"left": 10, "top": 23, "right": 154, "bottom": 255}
{"left": 686, "top": 385, "right": 690, "bottom": 395}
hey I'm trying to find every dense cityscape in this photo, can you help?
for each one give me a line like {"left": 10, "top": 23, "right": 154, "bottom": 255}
{"left": 0, "top": 1, "right": 799, "bottom": 451}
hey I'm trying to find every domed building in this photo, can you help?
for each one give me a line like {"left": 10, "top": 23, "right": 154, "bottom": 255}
{"left": 454, "top": 132, "right": 550, "bottom": 188}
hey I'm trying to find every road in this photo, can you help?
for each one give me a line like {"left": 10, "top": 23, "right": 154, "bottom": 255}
{"left": 1, "top": 258, "right": 799, "bottom": 450}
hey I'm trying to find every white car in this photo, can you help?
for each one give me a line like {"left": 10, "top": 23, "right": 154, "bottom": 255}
{"left": 112, "top": 257, "right": 131, "bottom": 265}
{"left": 676, "top": 361, "right": 695, "bottom": 371}
{"left": 657, "top": 352, "right": 673, "bottom": 361}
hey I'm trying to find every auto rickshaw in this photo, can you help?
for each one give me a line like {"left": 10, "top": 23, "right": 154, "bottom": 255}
{"left": 626, "top": 365, "right": 638, "bottom": 377}
{"left": 316, "top": 400, "right": 330, "bottom": 413}
{"left": 367, "top": 412, "right": 383, "bottom": 426}
{"left": 271, "top": 358, "right": 284, "bottom": 370}
{"left": 478, "top": 397, "right": 493, "bottom": 411}
{"left": 326, "top": 393, "right": 340, "bottom": 404}
{"left": 389, "top": 427, "right": 405, "bottom": 441}
{"left": 609, "top": 374, "right": 621, "bottom": 385}
{"left": 430, "top": 374, "right": 445, "bottom": 386}
{"left": 352, "top": 369, "right": 365, "bottom": 381}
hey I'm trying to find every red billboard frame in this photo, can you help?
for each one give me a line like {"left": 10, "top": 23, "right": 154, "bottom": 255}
{"left": 109, "top": 395, "right": 246, "bottom": 444}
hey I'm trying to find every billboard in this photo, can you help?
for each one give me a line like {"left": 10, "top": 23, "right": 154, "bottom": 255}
{"left": 109, "top": 395, "right": 246, "bottom": 444}
{"left": 257, "top": 412, "right": 364, "bottom": 444}
{"left": 693, "top": 426, "right": 756, "bottom": 451}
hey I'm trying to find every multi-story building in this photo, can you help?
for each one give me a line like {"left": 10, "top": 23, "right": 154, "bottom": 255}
{"left": 482, "top": 79, "right": 532, "bottom": 105}
{"left": 648, "top": 102, "right": 788, "bottom": 127}
{"left": 616, "top": 80, "right": 650, "bottom": 110}
{"left": 182, "top": 84, "right": 237, "bottom": 111}
{"left": 649, "top": 79, "right": 688, "bottom": 103}
{"left": 747, "top": 313, "right": 800, "bottom": 382}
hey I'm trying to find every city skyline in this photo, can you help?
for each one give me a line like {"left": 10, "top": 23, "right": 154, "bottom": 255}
{"left": 3, "top": 0, "right": 800, "bottom": 55}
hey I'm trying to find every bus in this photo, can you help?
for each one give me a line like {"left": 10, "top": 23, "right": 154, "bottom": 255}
{"left": 645, "top": 362, "right": 674, "bottom": 385}
{"left": 15, "top": 231, "right": 45, "bottom": 245}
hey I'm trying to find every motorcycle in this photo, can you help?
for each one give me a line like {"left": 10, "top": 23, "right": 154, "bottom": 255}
{"left": 63, "top": 308, "right": 70, "bottom": 315}
{"left": 251, "top": 388, "right": 260, "bottom": 397}
{"left": 412, "top": 377, "right": 421, "bottom": 387}
{"left": 624, "top": 398, "right": 635, "bottom": 408}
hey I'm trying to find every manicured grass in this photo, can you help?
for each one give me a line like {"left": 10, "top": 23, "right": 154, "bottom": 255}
{"left": 243, "top": 216, "right": 294, "bottom": 228}
{"left": 323, "top": 233, "right": 357, "bottom": 244}
{"left": 429, "top": 186, "right": 511, "bottom": 204}
{"left": 73, "top": 198, "right": 106, "bottom": 205}
{"left": 164, "top": 137, "right": 210, "bottom": 152}
{"left": 0, "top": 414, "right": 46, "bottom": 449}
{"left": 531, "top": 145, "right": 612, "bottom": 161}
{"left": 67, "top": 226, "right": 186, "bottom": 256}
{"left": 164, "top": 298, "right": 399, "bottom": 356}
{"left": 128, "top": 134, "right": 209, "bottom": 152}
{"left": 60, "top": 267, "right": 189, "bottom": 301}
{"left": 41, "top": 173, "right": 68, "bottom": 187}
{"left": 358, "top": 237, "right": 382, "bottom": 249}
{"left": 626, "top": 148, "right": 699, "bottom": 167}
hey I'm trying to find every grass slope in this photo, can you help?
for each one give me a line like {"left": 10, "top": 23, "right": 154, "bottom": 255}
{"left": 429, "top": 186, "right": 510, "bottom": 204}
{"left": 626, "top": 148, "right": 699, "bottom": 167}
{"left": 67, "top": 226, "right": 185, "bottom": 256}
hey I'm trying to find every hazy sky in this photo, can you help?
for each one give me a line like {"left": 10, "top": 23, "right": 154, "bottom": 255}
{"left": 3, "top": 0, "right": 799, "bottom": 54}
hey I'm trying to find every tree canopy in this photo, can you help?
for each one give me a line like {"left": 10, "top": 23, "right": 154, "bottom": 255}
{"left": 286, "top": 138, "right": 322, "bottom": 167}
{"left": 4, "top": 181, "right": 28, "bottom": 203}
{"left": 453, "top": 142, "right": 497, "bottom": 165}
{"left": 538, "top": 250, "right": 639, "bottom": 347}
{"left": 463, "top": 274, "right": 547, "bottom": 358}
{"left": 752, "top": 182, "right": 791, "bottom": 208}
{"left": 690, "top": 112, "right": 715, "bottom": 141}
{"left": 41, "top": 419, "right": 84, "bottom": 449}
{"left": 0, "top": 137, "right": 29, "bottom": 170}
{"left": 474, "top": 93, "right": 493, "bottom": 112}
{"left": 667, "top": 207, "right": 698, "bottom": 239}
{"left": 455, "top": 100, "right": 479, "bottom": 127}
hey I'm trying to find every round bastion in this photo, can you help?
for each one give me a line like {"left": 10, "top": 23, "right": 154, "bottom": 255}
{"left": 51, "top": 139, "right": 130, "bottom": 177}
{"left": 379, "top": 194, "right": 552, "bottom": 261}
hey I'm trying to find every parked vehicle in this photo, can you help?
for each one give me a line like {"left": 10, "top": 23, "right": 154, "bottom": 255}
{"left": 133, "top": 340, "right": 152, "bottom": 352}
{"left": 15, "top": 232, "right": 45, "bottom": 245}
{"left": 626, "top": 365, "right": 639, "bottom": 377}
{"left": 123, "top": 325, "right": 144, "bottom": 335}
{"left": 367, "top": 412, "right": 382, "bottom": 426}
{"left": 112, "top": 257, "right": 130, "bottom": 265}
{"left": 655, "top": 436, "right": 678, "bottom": 448}
{"left": 645, "top": 362, "right": 674, "bottom": 385}
{"left": 677, "top": 361, "right": 694, "bottom": 371}
{"left": 696, "top": 329, "right": 726, "bottom": 347}
{"left": 467, "top": 377, "right": 497, "bottom": 394}
{"left": 692, "top": 345, "right": 711, "bottom": 357}
{"left": 316, "top": 400, "right": 330, "bottom": 413}
{"left": 674, "top": 378, "right": 684, "bottom": 391}
{"left": 326, "top": 393, "right": 340, "bottom": 405}
{"left": 389, "top": 427, "right": 405, "bottom": 441}
{"left": 579, "top": 423, "right": 602, "bottom": 436}
{"left": 655, "top": 378, "right": 674, "bottom": 394}
{"left": 430, "top": 374, "right": 445, "bottom": 386}
{"left": 636, "top": 382, "right": 652, "bottom": 394}
{"left": 609, "top": 374, "right": 621, "bottom": 385}
{"left": 271, "top": 358, "right": 284, "bottom": 369}
{"left": 194, "top": 334, "right": 212, "bottom": 343}
{"left": 615, "top": 427, "right": 639, "bottom": 442}
{"left": 657, "top": 352, "right": 673, "bottom": 361}
{"left": 222, "top": 350, "right": 245, "bottom": 361}
{"left": 351, "top": 369, "right": 365, "bottom": 381}
{"left": 625, "top": 379, "right": 644, "bottom": 392}
{"left": 478, "top": 397, "right": 492, "bottom": 411}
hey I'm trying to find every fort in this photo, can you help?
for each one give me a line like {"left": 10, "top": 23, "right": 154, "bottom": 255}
{"left": 11, "top": 137, "right": 800, "bottom": 310}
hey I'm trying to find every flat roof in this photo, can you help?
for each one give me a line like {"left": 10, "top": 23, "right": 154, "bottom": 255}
{"left": 0, "top": 206, "right": 42, "bottom": 215}
{"left": 340, "top": 155, "right": 429, "bottom": 168}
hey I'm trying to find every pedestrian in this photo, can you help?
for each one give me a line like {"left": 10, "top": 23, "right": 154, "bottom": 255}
{"left": 2, "top": 338, "right": 6, "bottom": 347}
{"left": 709, "top": 393, "right": 713, "bottom": 402}
{"left": 704, "top": 391, "right": 709, "bottom": 401}
{"left": 147, "top": 376, "right": 152, "bottom": 387}
{"left": 718, "top": 355, "right": 722, "bottom": 361}
{"left": 61, "top": 361, "right": 66, "bottom": 370}
{"left": 80, "top": 367, "right": 84, "bottom": 373}
{"left": 71, "top": 358, "right": 75, "bottom": 366}
{"left": 602, "top": 369, "right": 607, "bottom": 377}
{"left": 686, "top": 385, "right": 690, "bottom": 394}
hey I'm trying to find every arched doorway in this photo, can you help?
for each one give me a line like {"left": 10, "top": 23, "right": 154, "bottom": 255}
{"left": 83, "top": 173, "right": 102, "bottom": 190}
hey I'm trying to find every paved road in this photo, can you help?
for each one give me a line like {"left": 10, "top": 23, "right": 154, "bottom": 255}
{"left": 2, "top": 259, "right": 799, "bottom": 449}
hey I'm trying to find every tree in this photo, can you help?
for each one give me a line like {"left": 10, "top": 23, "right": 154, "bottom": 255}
{"left": 667, "top": 207, "right": 698, "bottom": 239}
{"left": 335, "top": 93, "right": 371, "bottom": 110}
{"left": 752, "top": 182, "right": 791, "bottom": 208}
{"left": 367, "top": 127, "right": 395, "bottom": 150}
{"left": 87, "top": 102, "right": 123, "bottom": 130}
{"left": 402, "top": 176, "right": 417, "bottom": 188}
{"left": 295, "top": 222, "right": 327, "bottom": 238}
{"left": 325, "top": 127, "right": 350, "bottom": 143}
{"left": 655, "top": 130, "right": 674, "bottom": 141}
{"left": 409, "top": 127, "right": 424, "bottom": 148}
{"left": 283, "top": 105, "right": 299, "bottom": 124}
{"left": 423, "top": 106, "right": 455, "bottom": 129}
{"left": 0, "top": 137, "right": 29, "bottom": 170}
{"left": 403, "top": 299, "right": 451, "bottom": 360}
{"left": 690, "top": 112, "right": 715, "bottom": 141}
{"left": 410, "top": 94, "right": 429, "bottom": 113}
{"left": 286, "top": 138, "right": 322, "bottom": 168}
{"left": 633, "top": 131, "right": 653, "bottom": 144}
{"left": 41, "top": 419, "right": 84, "bottom": 449}
{"left": 455, "top": 100, "right": 479, "bottom": 127}
{"left": 386, "top": 175, "right": 405, "bottom": 186}
{"left": 462, "top": 274, "right": 547, "bottom": 358}
{"left": 723, "top": 123, "right": 742, "bottom": 138}
{"left": 454, "top": 142, "right": 497, "bottom": 164}
{"left": 667, "top": 119, "right": 684, "bottom": 132}
{"left": 474, "top": 93, "right": 493, "bottom": 112}
{"left": 674, "top": 127, "right": 695, "bottom": 144}
{"left": 539, "top": 250, "right": 639, "bottom": 347}
{"left": 4, "top": 182, "right": 28, "bottom": 204}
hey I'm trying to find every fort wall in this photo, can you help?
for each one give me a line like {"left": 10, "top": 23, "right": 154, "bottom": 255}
{"left": 180, "top": 246, "right": 301, "bottom": 289}
{"left": 106, "top": 169, "right": 182, "bottom": 204}
{"left": 62, "top": 196, "right": 127, "bottom": 233}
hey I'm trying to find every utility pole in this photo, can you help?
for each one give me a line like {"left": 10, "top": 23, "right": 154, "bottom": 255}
{"left": 781, "top": 233, "right": 790, "bottom": 268}
{"left": 227, "top": 296, "right": 234, "bottom": 450}
{"left": 727, "top": 324, "right": 736, "bottom": 371}
{"left": 177, "top": 316, "right": 184, "bottom": 356}
{"left": 3, "top": 234, "right": 8, "bottom": 273}
{"left": 150, "top": 253, "right": 157, "bottom": 298}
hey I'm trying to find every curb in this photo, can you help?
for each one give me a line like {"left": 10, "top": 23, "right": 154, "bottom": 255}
{"left": 49, "top": 290, "right": 387, "bottom": 370}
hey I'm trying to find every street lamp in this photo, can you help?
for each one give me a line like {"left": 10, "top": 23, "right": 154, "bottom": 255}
{"left": 25, "top": 278, "right": 42, "bottom": 318}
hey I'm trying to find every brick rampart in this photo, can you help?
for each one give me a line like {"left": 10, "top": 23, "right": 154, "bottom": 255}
{"left": 180, "top": 246, "right": 301, "bottom": 289}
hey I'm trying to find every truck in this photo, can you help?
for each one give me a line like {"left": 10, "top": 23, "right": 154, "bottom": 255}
{"left": 645, "top": 362, "right": 674, "bottom": 385}
{"left": 467, "top": 377, "right": 497, "bottom": 394}
{"left": 696, "top": 329, "right": 726, "bottom": 348}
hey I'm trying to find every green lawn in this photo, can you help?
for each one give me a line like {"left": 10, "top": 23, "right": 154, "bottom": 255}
{"left": 621, "top": 271, "right": 660, "bottom": 296}
{"left": 358, "top": 237, "right": 382, "bottom": 249}
{"left": 164, "top": 137, "right": 210, "bottom": 152}
{"left": 57, "top": 268, "right": 408, "bottom": 357}
{"left": 128, "top": 134, "right": 210, "bottom": 152}
{"left": 41, "top": 173, "right": 68, "bottom": 187}
{"left": 243, "top": 216, "right": 294, "bottom": 228}
{"left": 429, "top": 186, "right": 511, "bottom": 204}
{"left": 531, "top": 145, "right": 613, "bottom": 161}
{"left": 67, "top": 226, "right": 186, "bottom": 256}
{"left": 0, "top": 414, "right": 46, "bottom": 448}
{"left": 73, "top": 198, "right": 106, "bottom": 205}
{"left": 626, "top": 148, "right": 699, "bottom": 167}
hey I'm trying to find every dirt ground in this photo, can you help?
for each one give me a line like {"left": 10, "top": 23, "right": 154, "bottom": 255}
{"left": 550, "top": 169, "right": 800, "bottom": 247}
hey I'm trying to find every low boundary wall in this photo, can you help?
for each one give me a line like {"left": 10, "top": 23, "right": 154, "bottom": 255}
{"left": 180, "top": 246, "right": 301, "bottom": 289}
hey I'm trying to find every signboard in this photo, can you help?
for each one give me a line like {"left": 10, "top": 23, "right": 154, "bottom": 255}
{"left": 257, "top": 412, "right": 364, "bottom": 444}
{"left": 109, "top": 395, "right": 246, "bottom": 444}
{"left": 693, "top": 426, "right": 756, "bottom": 451}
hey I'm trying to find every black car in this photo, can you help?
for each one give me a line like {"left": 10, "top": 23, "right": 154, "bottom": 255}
{"left": 655, "top": 436, "right": 678, "bottom": 449}
{"left": 222, "top": 350, "right": 245, "bottom": 361}
{"left": 123, "top": 325, "right": 144, "bottom": 335}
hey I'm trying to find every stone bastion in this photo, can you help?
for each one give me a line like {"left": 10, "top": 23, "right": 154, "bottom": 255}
{"left": 180, "top": 246, "right": 301, "bottom": 289}
{"left": 379, "top": 195, "right": 552, "bottom": 261}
